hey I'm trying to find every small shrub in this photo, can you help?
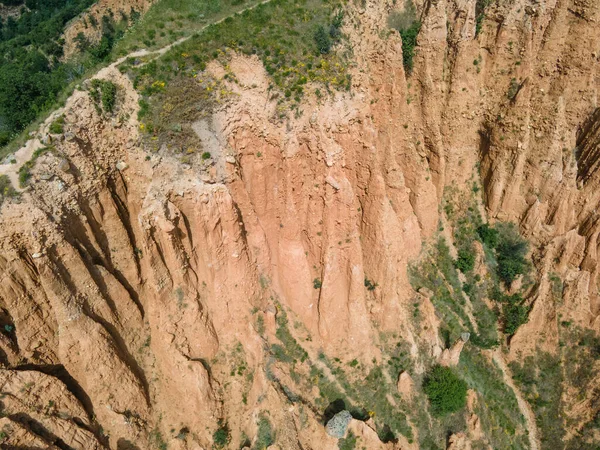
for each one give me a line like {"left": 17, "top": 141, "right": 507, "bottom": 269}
{"left": 313, "top": 278, "right": 322, "bottom": 289}
{"left": 213, "top": 421, "right": 230, "bottom": 448}
{"left": 253, "top": 415, "right": 274, "bottom": 450}
{"left": 0, "top": 175, "right": 17, "bottom": 200}
{"left": 314, "top": 25, "right": 331, "bottom": 54}
{"left": 49, "top": 115, "right": 65, "bottom": 134}
{"left": 202, "top": 151, "right": 211, "bottom": 160}
{"left": 423, "top": 365, "right": 467, "bottom": 416}
{"left": 89, "top": 80, "right": 117, "bottom": 114}
{"left": 507, "top": 78, "right": 520, "bottom": 100}
{"left": 364, "top": 277, "right": 378, "bottom": 291}
{"left": 475, "top": 0, "right": 491, "bottom": 36}
{"left": 495, "top": 223, "right": 529, "bottom": 286}
{"left": 476, "top": 223, "right": 498, "bottom": 248}
{"left": 454, "top": 247, "right": 475, "bottom": 273}
{"left": 502, "top": 295, "right": 529, "bottom": 336}
{"left": 17, "top": 146, "right": 52, "bottom": 188}
{"left": 338, "top": 430, "right": 357, "bottom": 450}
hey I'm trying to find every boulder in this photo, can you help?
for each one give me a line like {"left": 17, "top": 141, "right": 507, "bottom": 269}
{"left": 325, "top": 410, "right": 352, "bottom": 438}
{"left": 116, "top": 161, "right": 129, "bottom": 171}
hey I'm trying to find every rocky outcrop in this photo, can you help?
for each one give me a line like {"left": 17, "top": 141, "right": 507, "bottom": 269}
{"left": 0, "top": 0, "right": 598, "bottom": 448}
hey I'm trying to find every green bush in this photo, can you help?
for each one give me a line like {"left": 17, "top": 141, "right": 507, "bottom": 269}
{"left": 491, "top": 290, "right": 529, "bottom": 336}
{"left": 49, "top": 115, "right": 65, "bottom": 134}
{"left": 476, "top": 223, "right": 498, "bottom": 248}
{"left": 475, "top": 0, "right": 491, "bottom": 36}
{"left": 364, "top": 277, "right": 378, "bottom": 291}
{"left": 495, "top": 223, "right": 529, "bottom": 286}
{"left": 387, "top": 1, "right": 421, "bottom": 72}
{"left": 454, "top": 247, "right": 475, "bottom": 273}
{"left": 423, "top": 365, "right": 467, "bottom": 416}
{"left": 338, "top": 431, "right": 357, "bottom": 450}
{"left": 314, "top": 25, "right": 332, "bottom": 54}
{"left": 213, "top": 421, "right": 230, "bottom": 448}
{"left": 253, "top": 415, "right": 274, "bottom": 450}
{"left": 89, "top": 80, "right": 117, "bottom": 114}
{"left": 502, "top": 296, "right": 529, "bottom": 336}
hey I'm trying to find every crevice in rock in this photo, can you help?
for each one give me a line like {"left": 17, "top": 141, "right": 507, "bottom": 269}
{"left": 12, "top": 364, "right": 95, "bottom": 423}
{"left": 575, "top": 107, "right": 600, "bottom": 185}
{"left": 71, "top": 237, "right": 144, "bottom": 320}
{"left": 147, "top": 227, "right": 173, "bottom": 283}
{"left": 106, "top": 175, "right": 142, "bottom": 278}
{"left": 45, "top": 250, "right": 151, "bottom": 407}
{"left": 478, "top": 126, "right": 493, "bottom": 207}
{"left": 80, "top": 303, "right": 151, "bottom": 407}
{"left": 8, "top": 413, "right": 74, "bottom": 450}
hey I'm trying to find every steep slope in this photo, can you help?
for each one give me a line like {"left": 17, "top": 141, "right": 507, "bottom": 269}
{"left": 0, "top": 0, "right": 597, "bottom": 449}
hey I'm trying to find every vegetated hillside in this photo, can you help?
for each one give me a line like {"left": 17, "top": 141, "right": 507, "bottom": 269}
{"left": 0, "top": 0, "right": 96, "bottom": 144}
{"left": 0, "top": 0, "right": 149, "bottom": 156}
{"left": 0, "top": 0, "right": 597, "bottom": 449}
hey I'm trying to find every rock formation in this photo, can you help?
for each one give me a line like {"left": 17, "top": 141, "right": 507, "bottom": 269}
{"left": 0, "top": 0, "right": 598, "bottom": 449}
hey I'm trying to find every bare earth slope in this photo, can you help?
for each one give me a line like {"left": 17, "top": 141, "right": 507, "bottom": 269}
{"left": 0, "top": 0, "right": 598, "bottom": 449}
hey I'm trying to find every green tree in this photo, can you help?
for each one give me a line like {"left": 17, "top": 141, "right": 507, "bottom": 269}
{"left": 423, "top": 365, "right": 467, "bottom": 416}
{"left": 455, "top": 247, "right": 476, "bottom": 273}
{"left": 314, "top": 25, "right": 331, "bottom": 54}
{"left": 502, "top": 294, "right": 529, "bottom": 335}
{"left": 495, "top": 223, "right": 529, "bottom": 286}
{"left": 476, "top": 223, "right": 498, "bottom": 248}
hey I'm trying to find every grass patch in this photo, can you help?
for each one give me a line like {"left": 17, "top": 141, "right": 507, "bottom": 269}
{"left": 0, "top": 175, "right": 18, "bottom": 205}
{"left": 18, "top": 146, "right": 54, "bottom": 188}
{"left": 270, "top": 306, "right": 413, "bottom": 442}
{"left": 112, "top": 0, "right": 265, "bottom": 56}
{"left": 128, "top": 0, "right": 351, "bottom": 153}
{"left": 89, "top": 79, "right": 118, "bottom": 114}
{"left": 49, "top": 115, "right": 65, "bottom": 134}
{"left": 338, "top": 430, "right": 357, "bottom": 449}
{"left": 409, "top": 237, "right": 476, "bottom": 344}
{"left": 409, "top": 189, "right": 530, "bottom": 448}
{"left": 475, "top": 0, "right": 492, "bottom": 36}
{"left": 510, "top": 352, "right": 563, "bottom": 448}
{"left": 459, "top": 348, "right": 529, "bottom": 449}
{"left": 253, "top": 414, "right": 275, "bottom": 450}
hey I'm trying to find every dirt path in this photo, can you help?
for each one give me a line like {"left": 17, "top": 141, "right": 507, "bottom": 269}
{"left": 492, "top": 349, "right": 541, "bottom": 450}
{"left": 0, "top": 0, "right": 274, "bottom": 191}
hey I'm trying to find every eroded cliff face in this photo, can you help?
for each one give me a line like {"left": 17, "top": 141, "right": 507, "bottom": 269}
{"left": 0, "top": 0, "right": 599, "bottom": 449}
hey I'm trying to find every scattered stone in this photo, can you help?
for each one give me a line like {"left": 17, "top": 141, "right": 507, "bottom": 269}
{"left": 31, "top": 253, "right": 43, "bottom": 259}
{"left": 325, "top": 410, "right": 352, "bottom": 438}
{"left": 64, "top": 132, "right": 75, "bottom": 142}
{"left": 116, "top": 161, "right": 128, "bottom": 171}
{"left": 460, "top": 332, "right": 471, "bottom": 342}
{"left": 418, "top": 287, "right": 434, "bottom": 298}
{"left": 41, "top": 134, "right": 52, "bottom": 145}
{"left": 325, "top": 175, "right": 340, "bottom": 190}
{"left": 39, "top": 173, "right": 53, "bottom": 181}
{"left": 58, "top": 159, "right": 70, "bottom": 172}
{"left": 225, "top": 156, "right": 236, "bottom": 164}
